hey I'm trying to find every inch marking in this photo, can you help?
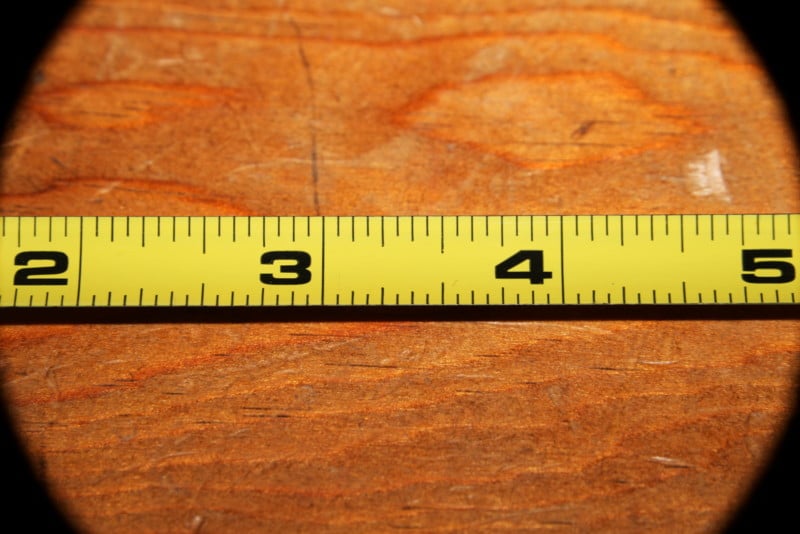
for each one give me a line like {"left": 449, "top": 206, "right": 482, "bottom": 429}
{"left": 320, "top": 218, "right": 326, "bottom": 305}
{"left": 741, "top": 214, "right": 746, "bottom": 246}
{"left": 559, "top": 216, "right": 566, "bottom": 304}
{"left": 530, "top": 215, "right": 534, "bottom": 241}
{"left": 772, "top": 214, "right": 776, "bottom": 241}
{"left": 75, "top": 218, "right": 85, "bottom": 305}
{"left": 680, "top": 215, "right": 685, "bottom": 253}
{"left": 710, "top": 214, "right": 715, "bottom": 241}
{"left": 440, "top": 216, "right": 445, "bottom": 253}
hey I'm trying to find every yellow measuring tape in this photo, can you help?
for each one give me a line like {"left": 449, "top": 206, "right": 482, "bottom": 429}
{"left": 1, "top": 214, "right": 798, "bottom": 307}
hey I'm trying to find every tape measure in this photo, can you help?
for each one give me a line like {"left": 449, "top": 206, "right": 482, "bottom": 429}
{"left": 1, "top": 214, "right": 799, "bottom": 307}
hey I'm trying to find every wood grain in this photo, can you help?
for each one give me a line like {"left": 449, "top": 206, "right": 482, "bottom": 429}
{"left": 1, "top": 1, "right": 798, "bottom": 531}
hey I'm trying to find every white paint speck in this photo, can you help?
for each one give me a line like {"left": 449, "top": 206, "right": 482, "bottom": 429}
{"left": 466, "top": 44, "right": 511, "bottom": 81}
{"left": 191, "top": 514, "right": 205, "bottom": 533}
{"left": 154, "top": 57, "right": 185, "bottom": 67}
{"left": 377, "top": 6, "right": 402, "bottom": 16}
{"left": 649, "top": 455, "right": 691, "bottom": 468}
{"left": 91, "top": 180, "right": 121, "bottom": 202}
{"left": 687, "top": 149, "right": 731, "bottom": 202}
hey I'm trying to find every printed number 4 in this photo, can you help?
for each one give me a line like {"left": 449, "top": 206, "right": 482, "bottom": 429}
{"left": 495, "top": 250, "right": 552, "bottom": 285}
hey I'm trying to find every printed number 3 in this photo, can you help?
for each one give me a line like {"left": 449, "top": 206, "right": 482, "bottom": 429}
{"left": 741, "top": 249, "right": 795, "bottom": 284}
{"left": 260, "top": 251, "right": 312, "bottom": 285}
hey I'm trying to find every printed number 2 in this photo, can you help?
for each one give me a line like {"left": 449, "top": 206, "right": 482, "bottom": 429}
{"left": 741, "top": 249, "right": 795, "bottom": 284}
{"left": 495, "top": 250, "right": 553, "bottom": 284}
{"left": 14, "top": 251, "right": 69, "bottom": 286}
{"left": 260, "top": 251, "right": 312, "bottom": 285}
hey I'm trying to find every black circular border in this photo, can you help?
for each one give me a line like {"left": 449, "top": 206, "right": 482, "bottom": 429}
{"left": 1, "top": 5, "right": 79, "bottom": 531}
{"left": 716, "top": 2, "right": 799, "bottom": 530}
{"left": 1, "top": 2, "right": 797, "bottom": 531}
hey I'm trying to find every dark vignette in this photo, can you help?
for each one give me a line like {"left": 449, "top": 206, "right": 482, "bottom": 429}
{"left": 0, "top": 4, "right": 80, "bottom": 532}
{"left": 719, "top": 2, "right": 799, "bottom": 531}
{"left": 0, "top": 2, "right": 796, "bottom": 532}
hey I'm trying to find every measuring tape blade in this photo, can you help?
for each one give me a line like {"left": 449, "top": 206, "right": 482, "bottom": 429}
{"left": 1, "top": 215, "right": 798, "bottom": 307}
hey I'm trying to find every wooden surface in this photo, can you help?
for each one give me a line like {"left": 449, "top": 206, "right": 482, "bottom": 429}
{"left": 1, "top": 1, "right": 798, "bottom": 531}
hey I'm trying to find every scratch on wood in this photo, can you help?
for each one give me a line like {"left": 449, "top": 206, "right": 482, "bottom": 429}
{"left": 325, "top": 362, "right": 401, "bottom": 369}
{"left": 146, "top": 450, "right": 199, "bottom": 468}
{"left": 50, "top": 156, "right": 71, "bottom": 170}
{"left": 290, "top": 18, "right": 321, "bottom": 214}
{"left": 44, "top": 365, "right": 68, "bottom": 398}
{"left": 570, "top": 120, "right": 597, "bottom": 139}
{"left": 2, "top": 132, "right": 46, "bottom": 148}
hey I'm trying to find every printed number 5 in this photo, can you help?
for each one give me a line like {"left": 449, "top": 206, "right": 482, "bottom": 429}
{"left": 741, "top": 249, "right": 795, "bottom": 284}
